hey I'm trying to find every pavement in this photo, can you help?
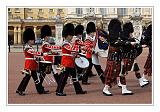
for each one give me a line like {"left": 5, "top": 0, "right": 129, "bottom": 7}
{"left": 8, "top": 48, "right": 152, "bottom": 104}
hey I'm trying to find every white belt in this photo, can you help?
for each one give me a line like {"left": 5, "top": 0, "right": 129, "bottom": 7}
{"left": 62, "top": 54, "right": 73, "bottom": 57}
{"left": 25, "top": 58, "right": 35, "bottom": 60}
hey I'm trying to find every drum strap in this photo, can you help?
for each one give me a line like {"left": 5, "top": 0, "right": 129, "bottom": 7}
{"left": 25, "top": 58, "right": 35, "bottom": 60}
{"left": 62, "top": 54, "right": 73, "bottom": 57}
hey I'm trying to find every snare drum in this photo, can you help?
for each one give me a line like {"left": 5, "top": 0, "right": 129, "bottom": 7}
{"left": 75, "top": 57, "right": 89, "bottom": 75}
{"left": 39, "top": 61, "right": 52, "bottom": 74}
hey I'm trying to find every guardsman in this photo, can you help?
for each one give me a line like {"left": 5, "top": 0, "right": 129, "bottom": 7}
{"left": 16, "top": 28, "right": 49, "bottom": 96}
{"left": 82, "top": 22, "right": 105, "bottom": 85}
{"left": 41, "top": 25, "right": 61, "bottom": 84}
{"left": 56, "top": 23, "right": 87, "bottom": 96}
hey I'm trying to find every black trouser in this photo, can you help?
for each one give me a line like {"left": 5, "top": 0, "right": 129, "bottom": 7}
{"left": 17, "top": 70, "right": 45, "bottom": 94}
{"left": 56, "top": 67, "right": 84, "bottom": 94}
{"left": 82, "top": 58, "right": 105, "bottom": 83}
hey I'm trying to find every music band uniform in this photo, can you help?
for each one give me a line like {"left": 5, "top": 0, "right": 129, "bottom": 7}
{"left": 103, "top": 19, "right": 128, "bottom": 96}
{"left": 41, "top": 25, "right": 61, "bottom": 84}
{"left": 82, "top": 22, "right": 105, "bottom": 84}
{"left": 16, "top": 28, "right": 48, "bottom": 96}
{"left": 118, "top": 22, "right": 149, "bottom": 89}
{"left": 56, "top": 23, "right": 87, "bottom": 96}
{"left": 142, "top": 24, "right": 152, "bottom": 77}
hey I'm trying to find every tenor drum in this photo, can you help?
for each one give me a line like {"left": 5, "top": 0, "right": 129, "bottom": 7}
{"left": 39, "top": 61, "right": 52, "bottom": 74}
{"left": 75, "top": 57, "right": 89, "bottom": 75}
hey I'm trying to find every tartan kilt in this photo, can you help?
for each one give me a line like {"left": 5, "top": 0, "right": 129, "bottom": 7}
{"left": 144, "top": 52, "right": 152, "bottom": 76}
{"left": 104, "top": 60, "right": 121, "bottom": 87}
{"left": 123, "top": 58, "right": 134, "bottom": 72}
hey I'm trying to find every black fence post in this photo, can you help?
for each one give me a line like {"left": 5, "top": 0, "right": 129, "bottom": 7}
{"left": 8, "top": 45, "right": 10, "bottom": 52}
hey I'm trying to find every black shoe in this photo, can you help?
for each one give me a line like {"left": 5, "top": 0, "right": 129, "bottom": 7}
{"left": 39, "top": 90, "right": 50, "bottom": 94}
{"left": 122, "top": 93, "right": 134, "bottom": 95}
{"left": 82, "top": 82, "right": 91, "bottom": 85}
{"left": 56, "top": 92, "right": 66, "bottom": 96}
{"left": 76, "top": 91, "right": 87, "bottom": 94}
{"left": 89, "top": 74, "right": 97, "bottom": 77}
{"left": 103, "top": 92, "right": 112, "bottom": 96}
{"left": 16, "top": 90, "right": 25, "bottom": 96}
{"left": 141, "top": 82, "right": 149, "bottom": 88}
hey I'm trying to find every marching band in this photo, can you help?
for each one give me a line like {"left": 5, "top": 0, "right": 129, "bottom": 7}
{"left": 16, "top": 18, "right": 152, "bottom": 96}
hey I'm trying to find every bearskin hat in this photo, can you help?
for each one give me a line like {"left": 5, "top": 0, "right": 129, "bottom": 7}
{"left": 123, "top": 22, "right": 134, "bottom": 35}
{"left": 75, "top": 25, "right": 84, "bottom": 36}
{"left": 62, "top": 23, "right": 75, "bottom": 37}
{"left": 23, "top": 28, "right": 35, "bottom": 44}
{"left": 108, "top": 18, "right": 122, "bottom": 34}
{"left": 41, "top": 25, "right": 52, "bottom": 39}
{"left": 86, "top": 22, "right": 96, "bottom": 34}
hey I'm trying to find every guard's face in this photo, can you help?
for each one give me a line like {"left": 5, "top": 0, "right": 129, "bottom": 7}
{"left": 68, "top": 35, "right": 73, "bottom": 41}
{"left": 77, "top": 34, "right": 82, "bottom": 38}
{"left": 29, "top": 40, "right": 35, "bottom": 45}
{"left": 90, "top": 32, "right": 96, "bottom": 37}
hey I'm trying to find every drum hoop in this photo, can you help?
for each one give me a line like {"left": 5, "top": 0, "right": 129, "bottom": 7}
{"left": 40, "top": 61, "right": 52, "bottom": 64}
{"left": 75, "top": 57, "right": 89, "bottom": 68}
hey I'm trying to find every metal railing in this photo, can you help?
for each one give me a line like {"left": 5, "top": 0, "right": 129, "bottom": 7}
{"left": 8, "top": 44, "right": 41, "bottom": 53}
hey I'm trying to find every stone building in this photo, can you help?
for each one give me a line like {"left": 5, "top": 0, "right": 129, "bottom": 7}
{"left": 8, "top": 8, "right": 152, "bottom": 45}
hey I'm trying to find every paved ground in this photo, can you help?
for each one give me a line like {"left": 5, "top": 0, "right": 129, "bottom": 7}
{"left": 8, "top": 48, "right": 152, "bottom": 104}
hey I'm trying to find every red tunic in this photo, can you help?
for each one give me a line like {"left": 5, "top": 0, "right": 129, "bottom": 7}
{"left": 24, "top": 44, "right": 41, "bottom": 71}
{"left": 41, "top": 41, "right": 61, "bottom": 63}
{"left": 84, "top": 38, "right": 94, "bottom": 58}
{"left": 61, "top": 40, "right": 78, "bottom": 68}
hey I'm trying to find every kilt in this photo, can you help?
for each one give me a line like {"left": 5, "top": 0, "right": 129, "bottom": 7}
{"left": 144, "top": 52, "right": 152, "bottom": 76}
{"left": 123, "top": 58, "right": 134, "bottom": 72}
{"left": 104, "top": 46, "right": 121, "bottom": 87}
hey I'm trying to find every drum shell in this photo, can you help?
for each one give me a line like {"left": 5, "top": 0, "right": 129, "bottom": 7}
{"left": 75, "top": 64, "right": 87, "bottom": 75}
{"left": 54, "top": 56, "right": 62, "bottom": 65}
{"left": 39, "top": 61, "right": 52, "bottom": 74}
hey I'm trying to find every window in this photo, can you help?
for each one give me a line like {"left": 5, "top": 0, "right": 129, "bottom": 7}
{"left": 39, "top": 9, "right": 43, "bottom": 13}
{"left": 118, "top": 8, "right": 127, "bottom": 16}
{"left": 89, "top": 8, "right": 94, "bottom": 13}
{"left": 8, "top": 8, "right": 11, "bottom": 12}
{"left": 15, "top": 8, "right": 20, "bottom": 13}
{"left": 49, "top": 9, "right": 54, "bottom": 13}
{"left": 134, "top": 8, "right": 141, "bottom": 16}
{"left": 76, "top": 8, "right": 83, "bottom": 16}
{"left": 28, "top": 8, "right": 32, "bottom": 12}
{"left": 100, "top": 8, "right": 107, "bottom": 16}
{"left": 57, "top": 9, "right": 63, "bottom": 14}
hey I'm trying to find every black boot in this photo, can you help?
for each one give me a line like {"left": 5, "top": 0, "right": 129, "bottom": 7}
{"left": 99, "top": 75, "right": 105, "bottom": 84}
{"left": 82, "top": 73, "right": 90, "bottom": 85}
{"left": 73, "top": 82, "right": 87, "bottom": 94}
{"left": 56, "top": 73, "right": 69, "bottom": 95}
{"left": 16, "top": 74, "right": 31, "bottom": 95}
{"left": 53, "top": 73, "right": 60, "bottom": 84}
